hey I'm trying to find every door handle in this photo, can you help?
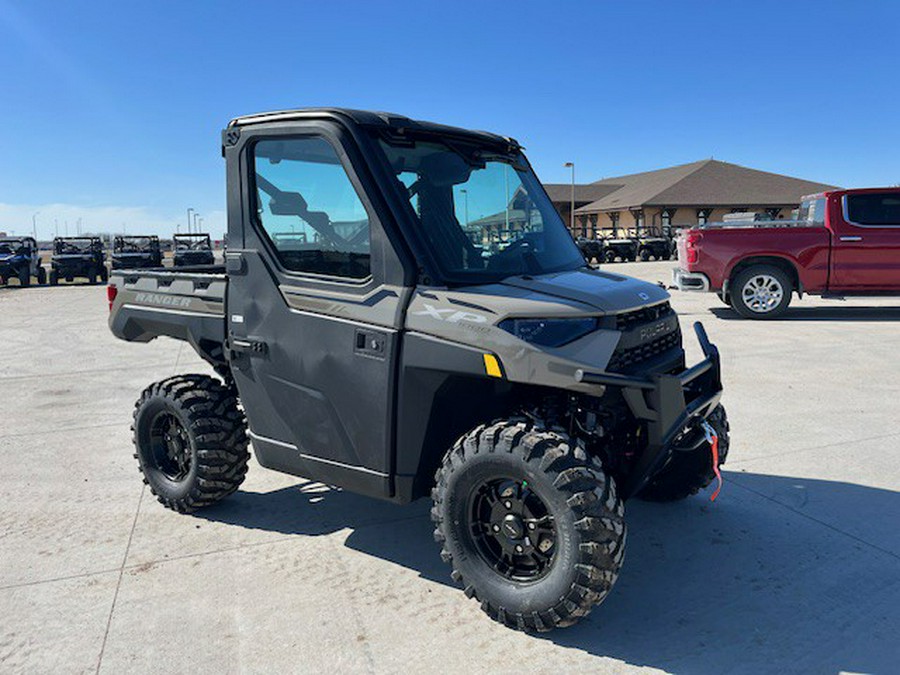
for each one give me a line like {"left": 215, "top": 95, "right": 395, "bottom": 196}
{"left": 354, "top": 329, "right": 386, "bottom": 359}
{"left": 231, "top": 337, "right": 268, "bottom": 356}
{"left": 839, "top": 236, "right": 863, "bottom": 242}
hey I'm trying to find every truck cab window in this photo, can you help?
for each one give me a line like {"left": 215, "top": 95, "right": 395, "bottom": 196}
{"left": 253, "top": 137, "right": 371, "bottom": 279}
{"left": 846, "top": 192, "right": 900, "bottom": 226}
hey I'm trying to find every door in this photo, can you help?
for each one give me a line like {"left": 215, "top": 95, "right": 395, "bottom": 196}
{"left": 226, "top": 125, "right": 409, "bottom": 499}
{"left": 829, "top": 191, "right": 900, "bottom": 290}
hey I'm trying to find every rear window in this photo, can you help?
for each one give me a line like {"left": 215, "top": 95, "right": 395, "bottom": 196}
{"left": 846, "top": 192, "right": 900, "bottom": 226}
{"left": 797, "top": 198, "right": 826, "bottom": 224}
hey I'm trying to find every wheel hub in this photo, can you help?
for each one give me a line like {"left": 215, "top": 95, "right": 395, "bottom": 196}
{"left": 148, "top": 411, "right": 192, "bottom": 481}
{"left": 468, "top": 478, "right": 557, "bottom": 581}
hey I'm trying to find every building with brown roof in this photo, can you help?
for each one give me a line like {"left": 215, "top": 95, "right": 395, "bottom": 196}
{"left": 544, "top": 159, "right": 839, "bottom": 238}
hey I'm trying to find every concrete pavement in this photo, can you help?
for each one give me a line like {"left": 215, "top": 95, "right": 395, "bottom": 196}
{"left": 1, "top": 262, "right": 898, "bottom": 674}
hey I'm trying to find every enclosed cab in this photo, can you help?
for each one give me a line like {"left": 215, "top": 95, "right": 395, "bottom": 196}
{"left": 50, "top": 236, "right": 107, "bottom": 285}
{"left": 0, "top": 236, "right": 45, "bottom": 286}
{"left": 108, "top": 108, "right": 729, "bottom": 632}
{"left": 111, "top": 235, "right": 162, "bottom": 270}
{"left": 172, "top": 233, "right": 215, "bottom": 266}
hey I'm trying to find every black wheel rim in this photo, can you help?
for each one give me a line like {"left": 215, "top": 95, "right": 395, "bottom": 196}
{"left": 467, "top": 477, "right": 557, "bottom": 582}
{"left": 147, "top": 411, "right": 192, "bottom": 481}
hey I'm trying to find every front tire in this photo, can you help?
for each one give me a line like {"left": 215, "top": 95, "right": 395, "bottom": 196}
{"left": 133, "top": 374, "right": 250, "bottom": 513}
{"left": 730, "top": 265, "right": 792, "bottom": 319}
{"left": 17, "top": 267, "right": 30, "bottom": 287}
{"left": 49, "top": 270, "right": 58, "bottom": 286}
{"left": 432, "top": 419, "right": 626, "bottom": 632}
{"left": 37, "top": 267, "right": 46, "bottom": 285}
{"left": 638, "top": 405, "right": 730, "bottom": 502}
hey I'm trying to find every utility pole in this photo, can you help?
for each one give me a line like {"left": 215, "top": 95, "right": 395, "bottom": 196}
{"left": 32, "top": 212, "right": 39, "bottom": 240}
{"left": 564, "top": 162, "right": 575, "bottom": 235}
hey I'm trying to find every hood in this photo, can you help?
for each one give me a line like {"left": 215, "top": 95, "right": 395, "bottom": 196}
{"left": 500, "top": 268, "right": 669, "bottom": 314}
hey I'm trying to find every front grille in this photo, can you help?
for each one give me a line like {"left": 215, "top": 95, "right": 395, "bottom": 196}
{"left": 615, "top": 302, "right": 673, "bottom": 331}
{"left": 607, "top": 329, "right": 682, "bottom": 372}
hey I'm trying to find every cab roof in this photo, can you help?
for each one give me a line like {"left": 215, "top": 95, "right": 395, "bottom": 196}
{"left": 227, "top": 107, "right": 520, "bottom": 150}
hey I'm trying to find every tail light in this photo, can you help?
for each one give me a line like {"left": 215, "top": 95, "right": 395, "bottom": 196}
{"left": 107, "top": 283, "right": 117, "bottom": 311}
{"left": 684, "top": 230, "right": 702, "bottom": 264}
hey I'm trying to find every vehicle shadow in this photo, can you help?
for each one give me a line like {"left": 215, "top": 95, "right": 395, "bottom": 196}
{"left": 198, "top": 471, "right": 899, "bottom": 673}
{"left": 710, "top": 305, "right": 900, "bottom": 322}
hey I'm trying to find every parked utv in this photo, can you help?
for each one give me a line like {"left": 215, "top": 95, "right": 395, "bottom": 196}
{"left": 576, "top": 236, "right": 604, "bottom": 264}
{"left": 636, "top": 236, "right": 672, "bottom": 261}
{"left": 50, "top": 237, "right": 107, "bottom": 285}
{"left": 108, "top": 108, "right": 729, "bottom": 633}
{"left": 112, "top": 235, "right": 162, "bottom": 270}
{"left": 603, "top": 237, "right": 638, "bottom": 262}
{"left": 172, "top": 233, "right": 215, "bottom": 266}
{"left": 0, "top": 236, "right": 45, "bottom": 286}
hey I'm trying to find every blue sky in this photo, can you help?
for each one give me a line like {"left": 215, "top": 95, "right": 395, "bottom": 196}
{"left": 1, "top": 0, "right": 897, "bottom": 239}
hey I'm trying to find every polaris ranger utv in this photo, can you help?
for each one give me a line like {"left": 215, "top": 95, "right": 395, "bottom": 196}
{"left": 50, "top": 236, "right": 107, "bottom": 285}
{"left": 0, "top": 236, "right": 45, "bottom": 286}
{"left": 108, "top": 109, "right": 729, "bottom": 632}
{"left": 172, "top": 233, "right": 215, "bottom": 266}
{"left": 111, "top": 235, "right": 163, "bottom": 270}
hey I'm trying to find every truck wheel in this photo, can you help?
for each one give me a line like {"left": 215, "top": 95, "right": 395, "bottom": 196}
{"left": 604, "top": 250, "right": 616, "bottom": 264}
{"left": 432, "top": 419, "right": 625, "bottom": 632}
{"left": 639, "top": 249, "right": 651, "bottom": 262}
{"left": 132, "top": 374, "right": 250, "bottom": 513}
{"left": 88, "top": 273, "right": 97, "bottom": 285}
{"left": 638, "top": 405, "right": 730, "bottom": 502}
{"left": 49, "top": 271, "right": 58, "bottom": 286}
{"left": 37, "top": 267, "right": 46, "bottom": 285}
{"left": 17, "top": 268, "right": 30, "bottom": 287}
{"left": 99, "top": 266, "right": 108, "bottom": 283}
{"left": 731, "top": 265, "right": 792, "bottom": 319}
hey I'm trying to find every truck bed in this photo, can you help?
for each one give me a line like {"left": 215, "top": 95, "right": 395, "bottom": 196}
{"left": 108, "top": 267, "right": 228, "bottom": 365}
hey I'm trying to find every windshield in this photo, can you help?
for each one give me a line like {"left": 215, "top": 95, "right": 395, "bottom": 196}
{"left": 174, "top": 235, "right": 211, "bottom": 251}
{"left": 56, "top": 238, "right": 95, "bottom": 253}
{"left": 0, "top": 241, "right": 19, "bottom": 255}
{"left": 377, "top": 136, "right": 584, "bottom": 283}
{"left": 117, "top": 237, "right": 156, "bottom": 252}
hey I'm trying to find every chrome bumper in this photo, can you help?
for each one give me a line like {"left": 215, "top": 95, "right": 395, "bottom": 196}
{"left": 672, "top": 267, "right": 710, "bottom": 292}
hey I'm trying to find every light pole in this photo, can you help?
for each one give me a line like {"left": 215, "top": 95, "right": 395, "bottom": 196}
{"left": 187, "top": 208, "right": 195, "bottom": 234}
{"left": 197, "top": 216, "right": 204, "bottom": 232}
{"left": 32, "top": 212, "right": 39, "bottom": 240}
{"left": 459, "top": 189, "right": 469, "bottom": 227}
{"left": 193, "top": 212, "right": 200, "bottom": 232}
{"left": 564, "top": 162, "right": 575, "bottom": 235}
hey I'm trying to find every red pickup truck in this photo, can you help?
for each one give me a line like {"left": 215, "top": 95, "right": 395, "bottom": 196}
{"left": 673, "top": 187, "right": 900, "bottom": 318}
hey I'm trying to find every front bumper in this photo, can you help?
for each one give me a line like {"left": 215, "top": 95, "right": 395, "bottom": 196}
{"left": 576, "top": 321, "right": 723, "bottom": 498}
{"left": 672, "top": 267, "right": 710, "bottom": 292}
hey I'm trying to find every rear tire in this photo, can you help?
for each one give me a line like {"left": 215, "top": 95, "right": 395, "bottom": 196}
{"left": 133, "top": 374, "right": 250, "bottom": 513}
{"left": 99, "top": 266, "right": 108, "bottom": 283}
{"left": 432, "top": 419, "right": 626, "bottom": 632}
{"left": 730, "top": 265, "right": 792, "bottom": 319}
{"left": 17, "top": 267, "right": 30, "bottom": 287}
{"left": 49, "top": 270, "right": 58, "bottom": 286}
{"left": 638, "top": 405, "right": 730, "bottom": 502}
{"left": 604, "top": 250, "right": 616, "bottom": 264}
{"left": 37, "top": 267, "right": 46, "bottom": 285}
{"left": 639, "top": 249, "right": 651, "bottom": 262}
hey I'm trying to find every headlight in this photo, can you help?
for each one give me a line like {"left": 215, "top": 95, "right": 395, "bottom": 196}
{"left": 498, "top": 317, "right": 598, "bottom": 347}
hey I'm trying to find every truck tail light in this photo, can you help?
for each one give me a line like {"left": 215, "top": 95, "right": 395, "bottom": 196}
{"left": 684, "top": 231, "right": 702, "bottom": 264}
{"left": 107, "top": 284, "right": 118, "bottom": 311}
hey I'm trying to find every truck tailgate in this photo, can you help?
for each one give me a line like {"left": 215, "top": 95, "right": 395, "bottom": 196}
{"left": 108, "top": 269, "right": 227, "bottom": 348}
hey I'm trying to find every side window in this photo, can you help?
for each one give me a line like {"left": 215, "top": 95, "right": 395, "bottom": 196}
{"left": 846, "top": 192, "right": 900, "bottom": 226}
{"left": 253, "top": 137, "right": 371, "bottom": 279}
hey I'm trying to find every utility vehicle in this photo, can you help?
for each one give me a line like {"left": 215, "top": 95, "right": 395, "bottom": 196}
{"left": 108, "top": 108, "right": 729, "bottom": 632}
{"left": 50, "top": 236, "right": 107, "bottom": 285}
{"left": 172, "top": 233, "right": 215, "bottom": 266}
{"left": 635, "top": 235, "right": 672, "bottom": 261}
{"left": 576, "top": 236, "right": 604, "bottom": 264}
{"left": 603, "top": 237, "right": 638, "bottom": 262}
{"left": 112, "top": 235, "right": 163, "bottom": 270}
{"left": 673, "top": 188, "right": 900, "bottom": 318}
{"left": 0, "top": 236, "right": 45, "bottom": 286}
